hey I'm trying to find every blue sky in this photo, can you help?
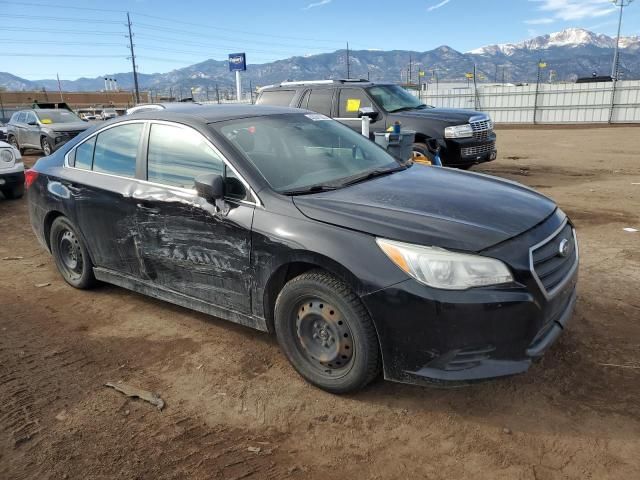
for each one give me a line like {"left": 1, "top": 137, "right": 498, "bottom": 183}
{"left": 1, "top": 0, "right": 639, "bottom": 80}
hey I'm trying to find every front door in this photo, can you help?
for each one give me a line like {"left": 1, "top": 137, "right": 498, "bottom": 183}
{"left": 334, "top": 88, "right": 380, "bottom": 134}
{"left": 133, "top": 122, "right": 254, "bottom": 314}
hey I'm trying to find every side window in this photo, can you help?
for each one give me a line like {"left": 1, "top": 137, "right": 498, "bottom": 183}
{"left": 25, "top": 112, "right": 37, "bottom": 124}
{"left": 257, "top": 90, "right": 296, "bottom": 106}
{"left": 224, "top": 165, "right": 248, "bottom": 201}
{"left": 306, "top": 89, "right": 333, "bottom": 116}
{"left": 93, "top": 123, "right": 143, "bottom": 177}
{"left": 74, "top": 136, "right": 96, "bottom": 170}
{"left": 147, "top": 123, "right": 223, "bottom": 189}
{"left": 338, "top": 88, "right": 373, "bottom": 118}
{"left": 17, "top": 112, "right": 26, "bottom": 123}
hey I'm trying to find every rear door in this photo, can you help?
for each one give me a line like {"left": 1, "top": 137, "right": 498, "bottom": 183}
{"left": 65, "top": 121, "right": 147, "bottom": 277}
{"left": 13, "top": 112, "right": 28, "bottom": 147}
{"left": 299, "top": 89, "right": 334, "bottom": 117}
{"left": 133, "top": 121, "right": 255, "bottom": 314}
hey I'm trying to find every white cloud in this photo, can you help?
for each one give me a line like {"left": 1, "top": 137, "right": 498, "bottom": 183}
{"left": 528, "top": 0, "right": 617, "bottom": 21}
{"left": 525, "top": 18, "right": 554, "bottom": 25}
{"left": 303, "top": 0, "right": 332, "bottom": 10}
{"left": 427, "top": 0, "right": 451, "bottom": 12}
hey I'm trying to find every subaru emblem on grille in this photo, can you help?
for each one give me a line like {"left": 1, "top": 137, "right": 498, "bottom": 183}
{"left": 558, "top": 239, "right": 569, "bottom": 257}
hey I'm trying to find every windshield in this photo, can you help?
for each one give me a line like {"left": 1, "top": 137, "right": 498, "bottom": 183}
{"left": 213, "top": 113, "right": 400, "bottom": 193}
{"left": 367, "top": 85, "right": 431, "bottom": 112}
{"left": 35, "top": 110, "right": 81, "bottom": 124}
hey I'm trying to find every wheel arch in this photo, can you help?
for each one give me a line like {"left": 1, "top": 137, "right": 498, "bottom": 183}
{"left": 43, "top": 211, "right": 96, "bottom": 265}
{"left": 261, "top": 252, "right": 367, "bottom": 334}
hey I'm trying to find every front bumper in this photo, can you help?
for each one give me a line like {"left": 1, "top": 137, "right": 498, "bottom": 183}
{"left": 441, "top": 133, "right": 497, "bottom": 167}
{"left": 362, "top": 210, "right": 578, "bottom": 385}
{"left": 0, "top": 165, "right": 25, "bottom": 188}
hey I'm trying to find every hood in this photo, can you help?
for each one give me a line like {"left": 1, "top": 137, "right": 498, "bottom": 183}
{"left": 46, "top": 122, "right": 90, "bottom": 132}
{"left": 293, "top": 166, "right": 556, "bottom": 252}
{"left": 393, "top": 108, "right": 484, "bottom": 124}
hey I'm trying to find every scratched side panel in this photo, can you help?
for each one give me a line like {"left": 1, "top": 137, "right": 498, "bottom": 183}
{"left": 128, "top": 184, "right": 254, "bottom": 315}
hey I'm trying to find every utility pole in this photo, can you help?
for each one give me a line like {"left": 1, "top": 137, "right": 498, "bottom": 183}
{"left": 346, "top": 42, "right": 350, "bottom": 79}
{"left": 126, "top": 12, "right": 140, "bottom": 104}
{"left": 611, "top": 0, "right": 634, "bottom": 79}
{"left": 56, "top": 73, "right": 64, "bottom": 102}
{"left": 408, "top": 55, "right": 412, "bottom": 85}
{"left": 215, "top": 83, "right": 220, "bottom": 104}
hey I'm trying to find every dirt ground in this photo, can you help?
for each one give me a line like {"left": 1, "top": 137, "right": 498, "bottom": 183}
{"left": 1, "top": 127, "right": 639, "bottom": 480}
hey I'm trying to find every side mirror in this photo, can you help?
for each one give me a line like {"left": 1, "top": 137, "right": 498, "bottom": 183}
{"left": 358, "top": 107, "right": 379, "bottom": 121}
{"left": 27, "top": 120, "right": 37, "bottom": 126}
{"left": 195, "top": 173, "right": 224, "bottom": 201}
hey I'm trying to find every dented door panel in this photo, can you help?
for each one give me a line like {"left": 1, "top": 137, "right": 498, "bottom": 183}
{"left": 130, "top": 184, "right": 254, "bottom": 314}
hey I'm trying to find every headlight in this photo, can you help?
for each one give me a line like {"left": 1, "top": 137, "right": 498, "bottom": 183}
{"left": 376, "top": 238, "right": 513, "bottom": 290}
{"left": 0, "top": 148, "right": 14, "bottom": 164}
{"left": 444, "top": 124, "right": 473, "bottom": 138}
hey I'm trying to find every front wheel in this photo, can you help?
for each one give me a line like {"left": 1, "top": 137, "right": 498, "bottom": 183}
{"left": 41, "top": 137, "right": 53, "bottom": 156}
{"left": 50, "top": 217, "right": 96, "bottom": 289}
{"left": 274, "top": 270, "right": 380, "bottom": 394}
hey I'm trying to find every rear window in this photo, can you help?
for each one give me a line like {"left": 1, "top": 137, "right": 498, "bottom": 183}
{"left": 256, "top": 90, "right": 296, "bottom": 106}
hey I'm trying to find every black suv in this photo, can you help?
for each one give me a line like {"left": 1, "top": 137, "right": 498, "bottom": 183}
{"left": 7, "top": 108, "right": 90, "bottom": 156}
{"left": 256, "top": 79, "right": 497, "bottom": 168}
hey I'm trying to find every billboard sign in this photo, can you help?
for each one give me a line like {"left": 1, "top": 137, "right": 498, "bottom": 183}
{"left": 228, "top": 53, "right": 247, "bottom": 72}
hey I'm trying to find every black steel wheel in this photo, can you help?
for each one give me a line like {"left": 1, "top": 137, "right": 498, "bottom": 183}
{"left": 50, "top": 216, "right": 96, "bottom": 289}
{"left": 274, "top": 270, "right": 380, "bottom": 393}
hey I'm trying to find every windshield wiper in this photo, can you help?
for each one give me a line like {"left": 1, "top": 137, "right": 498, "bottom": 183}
{"left": 280, "top": 184, "right": 339, "bottom": 196}
{"left": 339, "top": 165, "right": 406, "bottom": 187}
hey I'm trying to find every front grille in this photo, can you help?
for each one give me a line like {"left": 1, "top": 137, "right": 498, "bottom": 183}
{"left": 531, "top": 222, "right": 578, "bottom": 296}
{"left": 470, "top": 119, "right": 493, "bottom": 140}
{"left": 461, "top": 142, "right": 495, "bottom": 157}
{"left": 58, "top": 131, "right": 82, "bottom": 138}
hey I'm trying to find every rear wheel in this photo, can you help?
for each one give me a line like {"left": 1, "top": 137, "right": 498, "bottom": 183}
{"left": 8, "top": 136, "right": 24, "bottom": 155}
{"left": 50, "top": 217, "right": 96, "bottom": 289}
{"left": 274, "top": 270, "right": 380, "bottom": 394}
{"left": 41, "top": 137, "right": 53, "bottom": 156}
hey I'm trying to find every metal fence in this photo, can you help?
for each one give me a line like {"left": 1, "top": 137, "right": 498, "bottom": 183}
{"left": 417, "top": 80, "right": 640, "bottom": 124}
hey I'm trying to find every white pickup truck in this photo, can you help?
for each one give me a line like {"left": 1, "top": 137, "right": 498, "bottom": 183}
{"left": 0, "top": 141, "right": 25, "bottom": 199}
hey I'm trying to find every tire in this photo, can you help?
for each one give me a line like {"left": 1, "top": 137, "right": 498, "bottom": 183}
{"left": 41, "top": 137, "right": 53, "bottom": 156}
{"left": 274, "top": 269, "right": 380, "bottom": 394}
{"left": 8, "top": 136, "right": 24, "bottom": 155}
{"left": 412, "top": 142, "right": 435, "bottom": 165}
{"left": 49, "top": 216, "right": 96, "bottom": 289}
{"left": 2, "top": 184, "right": 24, "bottom": 200}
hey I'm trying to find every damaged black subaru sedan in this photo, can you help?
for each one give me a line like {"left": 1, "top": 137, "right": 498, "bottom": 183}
{"left": 27, "top": 104, "right": 578, "bottom": 393}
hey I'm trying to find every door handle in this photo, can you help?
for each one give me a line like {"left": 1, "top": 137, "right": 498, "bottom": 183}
{"left": 137, "top": 202, "right": 160, "bottom": 214}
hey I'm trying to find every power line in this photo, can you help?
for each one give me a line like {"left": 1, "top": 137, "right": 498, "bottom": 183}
{"left": 0, "top": 39, "right": 124, "bottom": 47}
{"left": 1, "top": 26, "right": 125, "bottom": 36}
{"left": 0, "top": 53, "right": 124, "bottom": 58}
{"left": 1, "top": 1, "right": 362, "bottom": 47}
{"left": 3, "top": 14, "right": 123, "bottom": 24}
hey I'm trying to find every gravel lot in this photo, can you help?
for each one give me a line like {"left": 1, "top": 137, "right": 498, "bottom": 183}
{"left": 1, "top": 126, "right": 639, "bottom": 479}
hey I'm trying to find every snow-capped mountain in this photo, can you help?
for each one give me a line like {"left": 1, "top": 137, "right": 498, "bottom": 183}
{"left": 469, "top": 28, "right": 640, "bottom": 56}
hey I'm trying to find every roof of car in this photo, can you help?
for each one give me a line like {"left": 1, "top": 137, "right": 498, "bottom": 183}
{"left": 127, "top": 103, "right": 303, "bottom": 123}
{"left": 259, "top": 79, "right": 389, "bottom": 91}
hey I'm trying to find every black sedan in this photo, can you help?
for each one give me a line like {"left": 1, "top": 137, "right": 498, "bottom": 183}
{"left": 26, "top": 104, "right": 578, "bottom": 393}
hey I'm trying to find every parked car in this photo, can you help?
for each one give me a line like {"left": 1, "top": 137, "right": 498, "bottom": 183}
{"left": 0, "top": 140, "right": 25, "bottom": 199}
{"left": 26, "top": 104, "right": 578, "bottom": 393}
{"left": 257, "top": 79, "right": 497, "bottom": 168}
{"left": 7, "top": 109, "right": 91, "bottom": 156}
{"left": 100, "top": 108, "right": 118, "bottom": 120}
{"left": 126, "top": 102, "right": 204, "bottom": 115}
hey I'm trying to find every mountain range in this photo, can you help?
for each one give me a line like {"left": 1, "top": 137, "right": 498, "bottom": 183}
{"left": 1, "top": 28, "right": 639, "bottom": 94}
